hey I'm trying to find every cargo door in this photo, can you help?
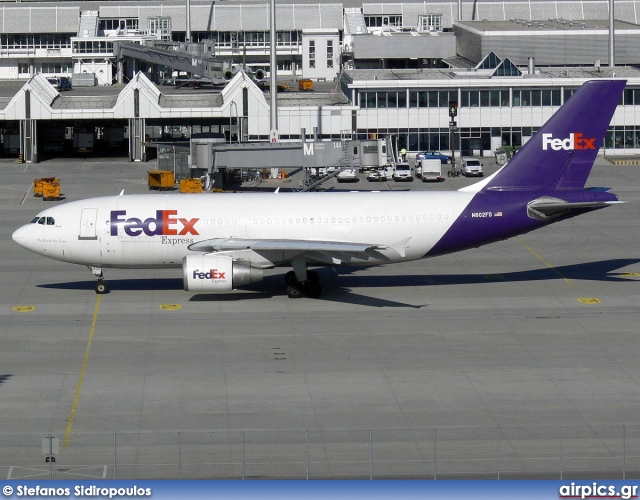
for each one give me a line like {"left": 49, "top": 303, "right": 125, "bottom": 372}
{"left": 79, "top": 208, "right": 98, "bottom": 240}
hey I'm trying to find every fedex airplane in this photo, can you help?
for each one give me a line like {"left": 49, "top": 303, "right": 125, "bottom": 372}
{"left": 12, "top": 80, "right": 626, "bottom": 298}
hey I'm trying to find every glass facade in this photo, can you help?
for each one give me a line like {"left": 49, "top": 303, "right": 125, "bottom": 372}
{"left": 461, "top": 89, "right": 510, "bottom": 107}
{"left": 72, "top": 40, "right": 114, "bottom": 54}
{"left": 1, "top": 34, "right": 72, "bottom": 50}
{"left": 99, "top": 18, "right": 139, "bottom": 31}
{"left": 605, "top": 126, "right": 640, "bottom": 149}
{"left": 355, "top": 85, "right": 640, "bottom": 153}
{"left": 360, "top": 91, "right": 407, "bottom": 109}
{"left": 512, "top": 89, "right": 561, "bottom": 107}
{"left": 409, "top": 90, "right": 457, "bottom": 108}
{"left": 364, "top": 15, "right": 403, "bottom": 28}
{"left": 418, "top": 14, "right": 443, "bottom": 32}
{"left": 38, "top": 62, "right": 73, "bottom": 74}
{"left": 210, "top": 31, "right": 301, "bottom": 48}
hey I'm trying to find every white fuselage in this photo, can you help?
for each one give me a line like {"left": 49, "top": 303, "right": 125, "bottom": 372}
{"left": 13, "top": 190, "right": 476, "bottom": 269}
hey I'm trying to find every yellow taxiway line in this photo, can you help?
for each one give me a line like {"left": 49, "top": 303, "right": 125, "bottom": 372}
{"left": 516, "top": 236, "right": 576, "bottom": 288}
{"left": 63, "top": 294, "right": 102, "bottom": 449}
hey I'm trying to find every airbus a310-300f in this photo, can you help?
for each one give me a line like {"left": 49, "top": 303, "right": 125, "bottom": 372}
{"left": 12, "top": 80, "right": 626, "bottom": 298}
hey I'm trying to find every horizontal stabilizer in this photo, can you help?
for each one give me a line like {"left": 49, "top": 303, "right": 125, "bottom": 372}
{"left": 527, "top": 197, "right": 625, "bottom": 220}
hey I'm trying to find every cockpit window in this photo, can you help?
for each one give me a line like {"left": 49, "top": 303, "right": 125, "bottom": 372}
{"left": 32, "top": 216, "right": 55, "bottom": 225}
{"left": 29, "top": 217, "right": 56, "bottom": 226}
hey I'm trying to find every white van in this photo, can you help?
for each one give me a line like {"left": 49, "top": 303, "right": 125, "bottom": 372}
{"left": 460, "top": 158, "right": 483, "bottom": 177}
{"left": 393, "top": 163, "right": 413, "bottom": 181}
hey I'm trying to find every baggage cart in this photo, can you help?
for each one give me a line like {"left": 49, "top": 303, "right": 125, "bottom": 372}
{"left": 148, "top": 170, "right": 175, "bottom": 190}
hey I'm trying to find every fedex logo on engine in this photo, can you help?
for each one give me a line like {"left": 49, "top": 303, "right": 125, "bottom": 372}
{"left": 110, "top": 210, "right": 199, "bottom": 237}
{"left": 542, "top": 132, "right": 596, "bottom": 151}
{"left": 193, "top": 269, "right": 226, "bottom": 281}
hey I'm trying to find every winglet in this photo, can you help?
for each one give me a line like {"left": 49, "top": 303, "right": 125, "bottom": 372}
{"left": 118, "top": 189, "right": 125, "bottom": 197}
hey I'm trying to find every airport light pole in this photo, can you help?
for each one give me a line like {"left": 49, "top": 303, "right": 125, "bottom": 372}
{"left": 269, "top": 0, "right": 279, "bottom": 142}
{"left": 448, "top": 101, "right": 458, "bottom": 177}
{"left": 608, "top": 0, "right": 615, "bottom": 68}
{"left": 186, "top": 0, "right": 191, "bottom": 43}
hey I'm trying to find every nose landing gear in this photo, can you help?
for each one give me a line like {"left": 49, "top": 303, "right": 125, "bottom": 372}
{"left": 90, "top": 266, "right": 109, "bottom": 294}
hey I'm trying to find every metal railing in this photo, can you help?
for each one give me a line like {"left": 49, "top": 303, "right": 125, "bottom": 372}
{"left": 3, "top": 425, "right": 640, "bottom": 480}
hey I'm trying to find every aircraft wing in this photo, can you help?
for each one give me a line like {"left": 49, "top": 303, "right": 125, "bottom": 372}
{"left": 188, "top": 237, "right": 410, "bottom": 264}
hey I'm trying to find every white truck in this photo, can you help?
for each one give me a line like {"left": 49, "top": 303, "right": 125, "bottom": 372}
{"left": 419, "top": 158, "right": 443, "bottom": 182}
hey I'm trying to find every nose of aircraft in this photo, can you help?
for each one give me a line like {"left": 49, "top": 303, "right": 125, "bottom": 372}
{"left": 12, "top": 225, "right": 28, "bottom": 248}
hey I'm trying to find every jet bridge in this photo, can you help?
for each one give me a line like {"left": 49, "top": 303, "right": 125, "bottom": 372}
{"left": 187, "top": 136, "right": 389, "bottom": 190}
{"left": 113, "top": 41, "right": 224, "bottom": 82}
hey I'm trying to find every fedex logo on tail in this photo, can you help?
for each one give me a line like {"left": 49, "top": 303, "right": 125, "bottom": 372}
{"left": 193, "top": 269, "right": 226, "bottom": 281}
{"left": 110, "top": 210, "right": 199, "bottom": 237}
{"left": 542, "top": 132, "right": 596, "bottom": 151}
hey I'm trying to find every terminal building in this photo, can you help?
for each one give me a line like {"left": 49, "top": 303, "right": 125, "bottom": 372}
{"left": 1, "top": 0, "right": 640, "bottom": 162}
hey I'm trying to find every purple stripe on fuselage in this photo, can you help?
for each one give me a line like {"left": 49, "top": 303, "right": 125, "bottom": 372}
{"left": 426, "top": 189, "right": 618, "bottom": 257}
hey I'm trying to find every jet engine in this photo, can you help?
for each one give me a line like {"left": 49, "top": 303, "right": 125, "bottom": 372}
{"left": 183, "top": 254, "right": 263, "bottom": 292}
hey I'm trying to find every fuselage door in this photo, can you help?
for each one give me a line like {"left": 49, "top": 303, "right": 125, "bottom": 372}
{"left": 79, "top": 208, "right": 98, "bottom": 240}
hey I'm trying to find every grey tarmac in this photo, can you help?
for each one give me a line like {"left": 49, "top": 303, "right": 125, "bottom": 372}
{"left": 1, "top": 157, "right": 639, "bottom": 479}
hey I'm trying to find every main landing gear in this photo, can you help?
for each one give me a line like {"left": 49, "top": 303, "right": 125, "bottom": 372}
{"left": 90, "top": 266, "right": 109, "bottom": 294}
{"left": 284, "top": 270, "right": 322, "bottom": 299}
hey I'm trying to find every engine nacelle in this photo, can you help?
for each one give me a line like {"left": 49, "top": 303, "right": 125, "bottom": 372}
{"left": 183, "top": 254, "right": 263, "bottom": 292}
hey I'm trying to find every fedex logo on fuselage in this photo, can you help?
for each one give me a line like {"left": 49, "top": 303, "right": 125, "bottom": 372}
{"left": 193, "top": 269, "right": 226, "bottom": 280}
{"left": 110, "top": 210, "right": 199, "bottom": 237}
{"left": 542, "top": 132, "right": 596, "bottom": 151}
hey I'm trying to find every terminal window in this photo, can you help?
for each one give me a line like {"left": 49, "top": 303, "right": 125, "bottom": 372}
{"left": 364, "top": 15, "right": 402, "bottom": 28}
{"left": 418, "top": 14, "right": 443, "bottom": 32}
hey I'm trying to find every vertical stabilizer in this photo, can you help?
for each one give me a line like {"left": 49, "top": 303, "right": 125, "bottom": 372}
{"left": 479, "top": 80, "right": 625, "bottom": 192}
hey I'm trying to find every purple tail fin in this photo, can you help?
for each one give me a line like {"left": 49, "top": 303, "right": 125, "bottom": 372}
{"left": 483, "top": 80, "right": 625, "bottom": 192}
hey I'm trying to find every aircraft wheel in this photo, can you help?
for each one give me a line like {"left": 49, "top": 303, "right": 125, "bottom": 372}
{"left": 95, "top": 281, "right": 108, "bottom": 294}
{"left": 287, "top": 284, "right": 303, "bottom": 299}
{"left": 304, "top": 281, "right": 322, "bottom": 299}
{"left": 284, "top": 271, "right": 297, "bottom": 286}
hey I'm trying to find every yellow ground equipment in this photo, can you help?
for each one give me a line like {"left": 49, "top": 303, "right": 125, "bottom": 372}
{"left": 298, "top": 79, "right": 313, "bottom": 91}
{"left": 179, "top": 178, "right": 203, "bottom": 193}
{"left": 34, "top": 177, "right": 61, "bottom": 201}
{"left": 148, "top": 170, "right": 175, "bottom": 190}
{"left": 42, "top": 180, "right": 61, "bottom": 201}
